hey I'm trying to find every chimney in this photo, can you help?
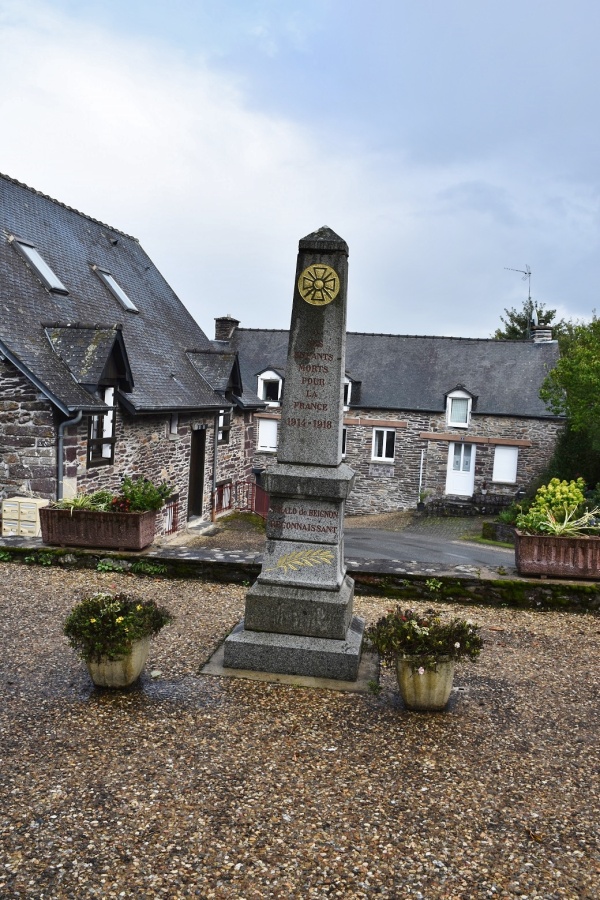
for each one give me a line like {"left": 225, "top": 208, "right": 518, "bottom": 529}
{"left": 214, "top": 315, "right": 240, "bottom": 342}
{"left": 531, "top": 325, "right": 553, "bottom": 343}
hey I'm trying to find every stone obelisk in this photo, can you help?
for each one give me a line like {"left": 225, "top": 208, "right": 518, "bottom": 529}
{"left": 223, "top": 227, "right": 364, "bottom": 681}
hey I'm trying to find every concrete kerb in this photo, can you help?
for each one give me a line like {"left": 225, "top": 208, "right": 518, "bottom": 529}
{"left": 1, "top": 536, "right": 600, "bottom": 613}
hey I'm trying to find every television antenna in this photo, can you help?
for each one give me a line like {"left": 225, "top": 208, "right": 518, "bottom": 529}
{"left": 505, "top": 264, "right": 532, "bottom": 305}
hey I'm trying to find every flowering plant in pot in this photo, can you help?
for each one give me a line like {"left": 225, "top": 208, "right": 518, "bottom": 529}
{"left": 366, "top": 607, "right": 483, "bottom": 711}
{"left": 63, "top": 592, "right": 172, "bottom": 687}
{"left": 514, "top": 478, "right": 600, "bottom": 578}
{"left": 41, "top": 477, "right": 175, "bottom": 550}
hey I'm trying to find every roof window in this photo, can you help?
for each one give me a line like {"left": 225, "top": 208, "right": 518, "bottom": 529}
{"left": 10, "top": 237, "right": 68, "bottom": 294}
{"left": 92, "top": 266, "right": 138, "bottom": 312}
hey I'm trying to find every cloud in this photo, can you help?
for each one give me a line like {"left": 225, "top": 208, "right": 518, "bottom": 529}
{"left": 1, "top": 0, "right": 599, "bottom": 341}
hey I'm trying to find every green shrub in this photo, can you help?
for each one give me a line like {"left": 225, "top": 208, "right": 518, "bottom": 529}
{"left": 63, "top": 592, "right": 172, "bottom": 663}
{"left": 366, "top": 607, "right": 483, "bottom": 671}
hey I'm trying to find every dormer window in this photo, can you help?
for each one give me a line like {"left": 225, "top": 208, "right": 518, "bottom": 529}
{"left": 92, "top": 265, "right": 138, "bottom": 312}
{"left": 9, "top": 237, "right": 68, "bottom": 294}
{"left": 257, "top": 370, "right": 282, "bottom": 406}
{"left": 446, "top": 389, "right": 472, "bottom": 429}
{"left": 343, "top": 378, "right": 352, "bottom": 409}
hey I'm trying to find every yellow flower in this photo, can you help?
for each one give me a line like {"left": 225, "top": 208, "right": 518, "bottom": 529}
{"left": 89, "top": 618, "right": 96, "bottom": 623}
{"left": 136, "top": 605, "right": 143, "bottom": 611}
{"left": 116, "top": 616, "right": 124, "bottom": 623}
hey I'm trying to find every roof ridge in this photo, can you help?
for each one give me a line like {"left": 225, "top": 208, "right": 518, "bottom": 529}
{"left": 0, "top": 172, "right": 138, "bottom": 241}
{"left": 238, "top": 327, "right": 533, "bottom": 343}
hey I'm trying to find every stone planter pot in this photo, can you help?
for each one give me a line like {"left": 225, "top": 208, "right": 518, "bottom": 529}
{"left": 86, "top": 638, "right": 151, "bottom": 688}
{"left": 40, "top": 507, "right": 157, "bottom": 550}
{"left": 396, "top": 656, "right": 455, "bottom": 711}
{"left": 515, "top": 530, "right": 600, "bottom": 580}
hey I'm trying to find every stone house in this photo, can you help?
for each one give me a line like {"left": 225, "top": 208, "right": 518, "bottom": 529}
{"left": 0, "top": 174, "right": 262, "bottom": 529}
{"left": 217, "top": 317, "right": 564, "bottom": 515}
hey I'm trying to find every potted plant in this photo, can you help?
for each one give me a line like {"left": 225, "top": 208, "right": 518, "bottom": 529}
{"left": 63, "top": 592, "right": 172, "bottom": 687}
{"left": 366, "top": 607, "right": 483, "bottom": 711}
{"left": 416, "top": 490, "right": 429, "bottom": 512}
{"left": 40, "top": 477, "right": 174, "bottom": 550}
{"left": 514, "top": 478, "right": 600, "bottom": 578}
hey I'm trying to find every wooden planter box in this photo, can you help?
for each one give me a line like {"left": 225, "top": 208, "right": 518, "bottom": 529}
{"left": 39, "top": 507, "right": 157, "bottom": 551}
{"left": 515, "top": 530, "right": 600, "bottom": 580}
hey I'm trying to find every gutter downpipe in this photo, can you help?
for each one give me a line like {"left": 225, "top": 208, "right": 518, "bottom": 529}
{"left": 57, "top": 410, "right": 83, "bottom": 500}
{"left": 211, "top": 412, "right": 219, "bottom": 522}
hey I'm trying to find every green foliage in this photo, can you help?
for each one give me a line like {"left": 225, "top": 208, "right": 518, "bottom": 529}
{"left": 493, "top": 299, "right": 567, "bottom": 341}
{"left": 545, "top": 423, "right": 600, "bottom": 488}
{"left": 37, "top": 553, "right": 54, "bottom": 567}
{"left": 63, "top": 592, "right": 172, "bottom": 663}
{"left": 425, "top": 578, "right": 443, "bottom": 594}
{"left": 367, "top": 679, "right": 383, "bottom": 696}
{"left": 540, "top": 318, "right": 600, "bottom": 446}
{"left": 130, "top": 560, "right": 168, "bottom": 577}
{"left": 496, "top": 503, "right": 522, "bottom": 525}
{"left": 515, "top": 478, "right": 600, "bottom": 535}
{"left": 96, "top": 559, "right": 125, "bottom": 573}
{"left": 52, "top": 478, "right": 173, "bottom": 514}
{"left": 0, "top": 550, "right": 12, "bottom": 562}
{"left": 54, "top": 490, "right": 114, "bottom": 512}
{"left": 114, "top": 477, "right": 173, "bottom": 512}
{"left": 366, "top": 607, "right": 483, "bottom": 670}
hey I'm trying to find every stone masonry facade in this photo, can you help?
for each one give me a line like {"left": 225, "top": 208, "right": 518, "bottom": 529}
{"left": 1, "top": 354, "right": 252, "bottom": 529}
{"left": 249, "top": 407, "right": 563, "bottom": 516}
{"left": 0, "top": 358, "right": 57, "bottom": 499}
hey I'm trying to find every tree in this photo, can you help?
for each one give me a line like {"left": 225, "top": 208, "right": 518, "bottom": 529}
{"left": 493, "top": 299, "right": 567, "bottom": 341}
{"left": 540, "top": 316, "right": 600, "bottom": 455}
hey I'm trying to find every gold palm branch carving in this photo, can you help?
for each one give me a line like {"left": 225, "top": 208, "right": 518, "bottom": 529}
{"left": 266, "top": 548, "right": 334, "bottom": 573}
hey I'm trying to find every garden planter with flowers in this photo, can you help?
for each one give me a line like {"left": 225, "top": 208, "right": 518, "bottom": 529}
{"left": 366, "top": 608, "right": 483, "bottom": 711}
{"left": 515, "top": 478, "right": 600, "bottom": 579}
{"left": 63, "top": 592, "right": 172, "bottom": 688}
{"left": 40, "top": 477, "right": 173, "bottom": 551}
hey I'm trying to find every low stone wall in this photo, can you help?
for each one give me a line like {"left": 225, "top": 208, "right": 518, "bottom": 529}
{"left": 2, "top": 547, "right": 599, "bottom": 613}
{"left": 481, "top": 522, "right": 516, "bottom": 544}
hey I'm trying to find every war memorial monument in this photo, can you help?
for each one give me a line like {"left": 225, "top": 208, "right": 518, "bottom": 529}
{"left": 224, "top": 227, "right": 364, "bottom": 680}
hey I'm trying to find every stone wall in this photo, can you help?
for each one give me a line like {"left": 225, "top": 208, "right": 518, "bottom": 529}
{"left": 246, "top": 406, "right": 563, "bottom": 516}
{"left": 422, "top": 413, "right": 563, "bottom": 504}
{"left": 0, "top": 358, "right": 57, "bottom": 500}
{"left": 1, "top": 351, "right": 251, "bottom": 529}
{"left": 73, "top": 407, "right": 253, "bottom": 525}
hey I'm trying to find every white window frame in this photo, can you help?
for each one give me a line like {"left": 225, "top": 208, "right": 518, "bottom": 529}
{"left": 343, "top": 378, "right": 352, "bottom": 409}
{"left": 372, "top": 427, "right": 396, "bottom": 461}
{"left": 218, "top": 409, "right": 231, "bottom": 444}
{"left": 492, "top": 446, "right": 519, "bottom": 484}
{"left": 88, "top": 387, "right": 116, "bottom": 467}
{"left": 446, "top": 390, "right": 472, "bottom": 429}
{"left": 169, "top": 413, "right": 179, "bottom": 436}
{"left": 9, "top": 236, "right": 68, "bottom": 294}
{"left": 257, "top": 418, "right": 278, "bottom": 452}
{"left": 257, "top": 370, "right": 282, "bottom": 406}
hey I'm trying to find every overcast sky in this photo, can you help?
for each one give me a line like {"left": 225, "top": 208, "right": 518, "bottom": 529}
{"left": 1, "top": 0, "right": 599, "bottom": 338}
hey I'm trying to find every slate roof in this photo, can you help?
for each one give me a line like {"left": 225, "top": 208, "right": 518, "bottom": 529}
{"left": 227, "top": 328, "right": 562, "bottom": 419}
{"left": 0, "top": 174, "right": 230, "bottom": 415}
{"left": 45, "top": 325, "right": 133, "bottom": 394}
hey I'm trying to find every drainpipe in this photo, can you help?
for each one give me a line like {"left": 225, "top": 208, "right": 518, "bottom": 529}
{"left": 418, "top": 448, "right": 425, "bottom": 502}
{"left": 57, "top": 410, "right": 83, "bottom": 500}
{"left": 211, "top": 412, "right": 219, "bottom": 522}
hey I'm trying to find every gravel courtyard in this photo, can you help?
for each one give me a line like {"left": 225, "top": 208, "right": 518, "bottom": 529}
{"left": 1, "top": 562, "right": 598, "bottom": 899}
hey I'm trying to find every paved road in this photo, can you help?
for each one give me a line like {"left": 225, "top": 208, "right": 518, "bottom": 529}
{"left": 345, "top": 527, "right": 514, "bottom": 569}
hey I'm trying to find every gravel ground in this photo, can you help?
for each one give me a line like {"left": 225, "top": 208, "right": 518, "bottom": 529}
{"left": 1, "top": 562, "right": 599, "bottom": 899}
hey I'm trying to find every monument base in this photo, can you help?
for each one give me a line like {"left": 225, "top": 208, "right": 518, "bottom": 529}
{"left": 223, "top": 615, "right": 365, "bottom": 681}
{"left": 245, "top": 574, "right": 354, "bottom": 639}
